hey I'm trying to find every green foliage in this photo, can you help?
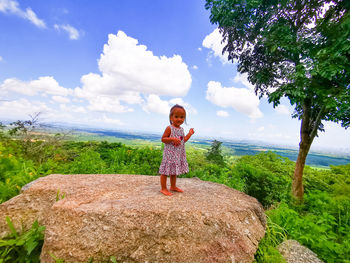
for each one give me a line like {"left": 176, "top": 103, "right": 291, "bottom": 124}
{"left": 254, "top": 216, "right": 287, "bottom": 263}
{"left": 61, "top": 149, "right": 107, "bottom": 174}
{"left": 56, "top": 141, "right": 162, "bottom": 175}
{"left": 185, "top": 147, "right": 246, "bottom": 192}
{"left": 0, "top": 143, "right": 39, "bottom": 203}
{"left": 0, "top": 217, "right": 45, "bottom": 263}
{"left": 234, "top": 152, "right": 294, "bottom": 207}
{"left": 267, "top": 198, "right": 350, "bottom": 263}
{"left": 48, "top": 252, "right": 64, "bottom": 263}
{"left": 56, "top": 189, "right": 66, "bottom": 201}
{"left": 184, "top": 162, "right": 246, "bottom": 192}
{"left": 0, "top": 123, "right": 6, "bottom": 141}
{"left": 205, "top": 140, "right": 225, "bottom": 165}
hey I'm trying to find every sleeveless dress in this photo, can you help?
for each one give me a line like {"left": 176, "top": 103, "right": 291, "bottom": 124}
{"left": 159, "top": 125, "right": 189, "bottom": 176}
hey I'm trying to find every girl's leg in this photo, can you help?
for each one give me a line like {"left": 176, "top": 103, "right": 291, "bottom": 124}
{"left": 170, "top": 175, "right": 184, "bottom": 192}
{"left": 160, "top": 175, "right": 172, "bottom": 196}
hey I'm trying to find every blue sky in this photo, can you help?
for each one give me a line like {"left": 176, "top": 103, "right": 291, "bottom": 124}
{"left": 0, "top": 0, "right": 349, "bottom": 152}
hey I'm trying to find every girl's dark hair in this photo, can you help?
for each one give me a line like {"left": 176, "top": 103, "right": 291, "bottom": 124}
{"left": 169, "top": 104, "right": 187, "bottom": 124}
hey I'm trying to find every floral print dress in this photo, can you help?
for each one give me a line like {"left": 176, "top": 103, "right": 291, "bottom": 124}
{"left": 159, "top": 125, "right": 189, "bottom": 176}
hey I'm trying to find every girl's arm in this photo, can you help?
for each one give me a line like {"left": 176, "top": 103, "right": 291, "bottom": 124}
{"left": 184, "top": 128, "right": 195, "bottom": 143}
{"left": 161, "top": 126, "right": 181, "bottom": 146}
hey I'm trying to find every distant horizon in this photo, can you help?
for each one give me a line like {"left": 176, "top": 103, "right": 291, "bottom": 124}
{"left": 3, "top": 118, "right": 349, "bottom": 157}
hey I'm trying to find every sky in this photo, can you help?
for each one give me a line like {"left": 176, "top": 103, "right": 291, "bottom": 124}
{"left": 0, "top": 0, "right": 349, "bottom": 153}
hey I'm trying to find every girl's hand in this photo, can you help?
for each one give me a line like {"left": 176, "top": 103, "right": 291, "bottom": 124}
{"left": 172, "top": 137, "right": 181, "bottom": 146}
{"left": 189, "top": 128, "right": 195, "bottom": 135}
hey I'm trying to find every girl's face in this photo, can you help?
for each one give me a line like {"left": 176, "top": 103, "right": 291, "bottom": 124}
{"left": 170, "top": 108, "right": 186, "bottom": 128}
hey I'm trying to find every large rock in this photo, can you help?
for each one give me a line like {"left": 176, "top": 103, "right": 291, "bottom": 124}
{"left": 0, "top": 174, "right": 266, "bottom": 262}
{"left": 278, "top": 240, "right": 324, "bottom": 263}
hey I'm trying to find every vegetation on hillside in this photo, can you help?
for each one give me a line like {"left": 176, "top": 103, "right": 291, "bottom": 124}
{"left": 0, "top": 128, "right": 349, "bottom": 262}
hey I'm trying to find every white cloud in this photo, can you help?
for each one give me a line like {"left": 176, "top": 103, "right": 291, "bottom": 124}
{"left": 86, "top": 95, "right": 134, "bottom": 113}
{"left": 59, "top": 104, "right": 86, "bottom": 113}
{"left": 100, "top": 115, "right": 124, "bottom": 126}
{"left": 0, "top": 56, "right": 3, "bottom": 62}
{"left": 54, "top": 24, "right": 80, "bottom": 40}
{"left": 0, "top": 98, "right": 50, "bottom": 119}
{"left": 275, "top": 104, "right": 291, "bottom": 115}
{"left": 198, "top": 47, "right": 202, "bottom": 51}
{"left": 233, "top": 73, "right": 255, "bottom": 91}
{"left": 76, "top": 73, "right": 143, "bottom": 104}
{"left": 192, "top": 65, "right": 198, "bottom": 70}
{"left": 142, "top": 95, "right": 197, "bottom": 116}
{"left": 202, "top": 28, "right": 228, "bottom": 64}
{"left": 206, "top": 81, "right": 263, "bottom": 119}
{"left": 51, "top": 95, "right": 70, "bottom": 104}
{"left": 216, "top": 110, "right": 229, "bottom": 117}
{"left": 143, "top": 94, "right": 170, "bottom": 115}
{"left": 76, "top": 30, "right": 192, "bottom": 114}
{"left": 258, "top": 126, "right": 265, "bottom": 132}
{"left": 0, "top": 76, "right": 70, "bottom": 96}
{"left": 0, "top": 0, "right": 46, "bottom": 28}
{"left": 169, "top": 98, "right": 197, "bottom": 115}
{"left": 98, "top": 31, "right": 191, "bottom": 96}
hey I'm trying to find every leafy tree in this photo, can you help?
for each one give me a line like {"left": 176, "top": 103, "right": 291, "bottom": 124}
{"left": 8, "top": 113, "right": 65, "bottom": 164}
{"left": 205, "top": 0, "right": 350, "bottom": 202}
{"left": 8, "top": 112, "right": 42, "bottom": 137}
{"left": 0, "top": 122, "right": 6, "bottom": 140}
{"left": 206, "top": 140, "right": 225, "bottom": 165}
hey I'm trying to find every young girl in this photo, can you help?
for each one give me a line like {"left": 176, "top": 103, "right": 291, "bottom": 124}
{"left": 159, "top": 104, "right": 195, "bottom": 196}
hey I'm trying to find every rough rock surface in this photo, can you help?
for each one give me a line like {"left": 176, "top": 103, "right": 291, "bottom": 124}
{"left": 0, "top": 174, "right": 266, "bottom": 263}
{"left": 278, "top": 240, "right": 324, "bottom": 263}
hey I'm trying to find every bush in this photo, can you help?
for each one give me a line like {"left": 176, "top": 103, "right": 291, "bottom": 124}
{"left": 205, "top": 140, "right": 225, "bottom": 165}
{"left": 254, "top": 216, "right": 287, "bottom": 263}
{"left": 0, "top": 217, "right": 45, "bottom": 262}
{"left": 185, "top": 149, "right": 246, "bottom": 192}
{"left": 267, "top": 199, "right": 349, "bottom": 263}
{"left": 233, "top": 152, "right": 293, "bottom": 207}
{"left": 59, "top": 149, "right": 107, "bottom": 174}
{"left": 0, "top": 144, "right": 39, "bottom": 203}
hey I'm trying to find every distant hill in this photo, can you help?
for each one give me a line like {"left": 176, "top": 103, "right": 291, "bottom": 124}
{"left": 74, "top": 128, "right": 350, "bottom": 168}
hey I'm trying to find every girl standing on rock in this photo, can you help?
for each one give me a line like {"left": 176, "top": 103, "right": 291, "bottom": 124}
{"left": 159, "top": 104, "right": 195, "bottom": 196}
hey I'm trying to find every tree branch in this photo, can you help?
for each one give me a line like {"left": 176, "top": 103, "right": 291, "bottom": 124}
{"left": 310, "top": 105, "right": 326, "bottom": 140}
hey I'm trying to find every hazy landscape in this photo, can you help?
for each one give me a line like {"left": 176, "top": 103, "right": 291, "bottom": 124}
{"left": 65, "top": 125, "right": 350, "bottom": 168}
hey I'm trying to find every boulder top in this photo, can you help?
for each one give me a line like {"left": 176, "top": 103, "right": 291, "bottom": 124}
{"left": 2, "top": 174, "right": 266, "bottom": 263}
{"left": 22, "top": 174, "right": 265, "bottom": 221}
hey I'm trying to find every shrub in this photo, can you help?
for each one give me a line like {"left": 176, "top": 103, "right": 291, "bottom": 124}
{"left": 205, "top": 140, "right": 225, "bottom": 165}
{"left": 233, "top": 152, "right": 293, "bottom": 207}
{"left": 0, "top": 147, "right": 39, "bottom": 203}
{"left": 267, "top": 200, "right": 349, "bottom": 263}
{"left": 254, "top": 216, "right": 287, "bottom": 263}
{"left": 0, "top": 217, "right": 45, "bottom": 262}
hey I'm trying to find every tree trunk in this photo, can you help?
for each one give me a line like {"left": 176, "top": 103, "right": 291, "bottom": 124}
{"left": 292, "top": 136, "right": 312, "bottom": 202}
{"left": 292, "top": 99, "right": 318, "bottom": 203}
{"left": 292, "top": 100, "right": 326, "bottom": 203}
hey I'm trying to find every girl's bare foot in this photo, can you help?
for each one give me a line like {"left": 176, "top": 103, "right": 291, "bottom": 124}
{"left": 160, "top": 189, "right": 173, "bottom": 196}
{"left": 170, "top": 187, "right": 184, "bottom": 193}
